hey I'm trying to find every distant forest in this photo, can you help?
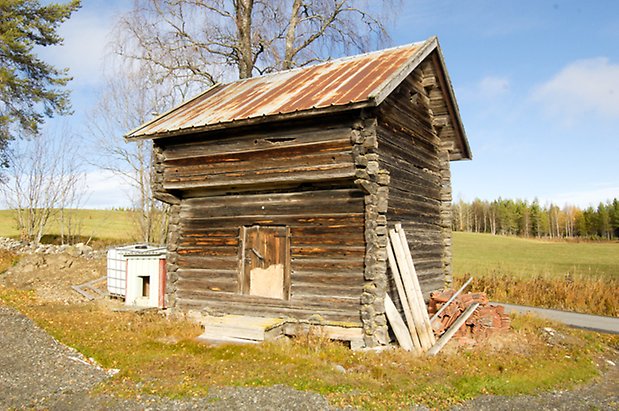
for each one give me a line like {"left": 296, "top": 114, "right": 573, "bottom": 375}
{"left": 452, "top": 198, "right": 619, "bottom": 240}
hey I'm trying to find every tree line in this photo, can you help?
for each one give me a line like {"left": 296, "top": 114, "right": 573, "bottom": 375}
{"left": 452, "top": 198, "right": 619, "bottom": 240}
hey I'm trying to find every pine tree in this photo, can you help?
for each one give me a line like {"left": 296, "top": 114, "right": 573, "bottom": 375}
{"left": 597, "top": 202, "right": 611, "bottom": 239}
{"left": 0, "top": 0, "right": 81, "bottom": 166}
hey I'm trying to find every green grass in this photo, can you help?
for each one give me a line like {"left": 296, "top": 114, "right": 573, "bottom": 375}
{"left": 453, "top": 231, "right": 619, "bottom": 279}
{"left": 0, "top": 209, "right": 139, "bottom": 245}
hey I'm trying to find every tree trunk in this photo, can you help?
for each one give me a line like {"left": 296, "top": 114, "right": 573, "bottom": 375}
{"left": 235, "top": 0, "right": 254, "bottom": 79}
{"left": 283, "top": 0, "right": 303, "bottom": 70}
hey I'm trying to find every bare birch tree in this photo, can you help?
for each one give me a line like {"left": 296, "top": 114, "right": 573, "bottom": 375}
{"left": 1, "top": 131, "right": 85, "bottom": 244}
{"left": 114, "top": 0, "right": 396, "bottom": 90}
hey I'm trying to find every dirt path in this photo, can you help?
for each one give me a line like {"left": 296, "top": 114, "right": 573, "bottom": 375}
{"left": 2, "top": 302, "right": 617, "bottom": 410}
{"left": 1, "top": 247, "right": 617, "bottom": 410}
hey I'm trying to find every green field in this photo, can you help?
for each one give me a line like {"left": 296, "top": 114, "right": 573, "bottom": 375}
{"left": 0, "top": 209, "right": 137, "bottom": 245}
{"left": 453, "top": 231, "right": 619, "bottom": 279}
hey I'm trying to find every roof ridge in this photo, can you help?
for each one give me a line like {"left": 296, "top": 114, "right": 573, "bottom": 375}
{"left": 220, "top": 39, "right": 431, "bottom": 87}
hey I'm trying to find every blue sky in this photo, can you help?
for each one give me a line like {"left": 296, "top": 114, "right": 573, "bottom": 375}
{"left": 35, "top": 0, "right": 619, "bottom": 208}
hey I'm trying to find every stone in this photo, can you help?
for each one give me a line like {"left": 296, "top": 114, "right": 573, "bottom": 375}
{"left": 363, "top": 334, "right": 378, "bottom": 347}
{"left": 376, "top": 172, "right": 390, "bottom": 186}
{"left": 361, "top": 134, "right": 377, "bottom": 149}
{"left": 65, "top": 246, "right": 81, "bottom": 257}
{"left": 375, "top": 326, "right": 390, "bottom": 345}
{"left": 360, "top": 305, "right": 375, "bottom": 321}
{"left": 360, "top": 292, "right": 375, "bottom": 305}
{"left": 375, "top": 313, "right": 387, "bottom": 326}
{"left": 366, "top": 161, "right": 380, "bottom": 175}
{"left": 354, "top": 169, "right": 369, "bottom": 179}
{"left": 76, "top": 243, "right": 93, "bottom": 255}
{"left": 21, "top": 264, "right": 36, "bottom": 273}
{"left": 350, "top": 129, "right": 364, "bottom": 144}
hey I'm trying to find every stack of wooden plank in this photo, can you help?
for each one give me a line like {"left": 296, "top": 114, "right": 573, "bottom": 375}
{"left": 384, "top": 224, "right": 436, "bottom": 354}
{"left": 385, "top": 224, "right": 482, "bottom": 355}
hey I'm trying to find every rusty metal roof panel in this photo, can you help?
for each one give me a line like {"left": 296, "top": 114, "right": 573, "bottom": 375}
{"left": 126, "top": 38, "right": 437, "bottom": 139}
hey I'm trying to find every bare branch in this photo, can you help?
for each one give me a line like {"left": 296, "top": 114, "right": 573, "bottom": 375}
{"left": 113, "top": 0, "right": 397, "bottom": 86}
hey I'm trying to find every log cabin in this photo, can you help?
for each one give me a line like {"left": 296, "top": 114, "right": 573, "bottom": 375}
{"left": 126, "top": 36, "right": 471, "bottom": 347}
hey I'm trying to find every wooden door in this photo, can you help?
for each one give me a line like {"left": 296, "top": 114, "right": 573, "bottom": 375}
{"left": 241, "top": 225, "right": 290, "bottom": 300}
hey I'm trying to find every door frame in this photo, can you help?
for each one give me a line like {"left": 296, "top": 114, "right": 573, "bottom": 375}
{"left": 238, "top": 224, "right": 291, "bottom": 300}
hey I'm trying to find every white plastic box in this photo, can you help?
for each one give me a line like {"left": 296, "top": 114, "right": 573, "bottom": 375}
{"left": 106, "top": 245, "right": 167, "bottom": 308}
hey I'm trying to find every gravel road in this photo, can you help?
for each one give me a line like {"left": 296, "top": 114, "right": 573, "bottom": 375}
{"left": 1, "top": 303, "right": 617, "bottom": 410}
{"left": 499, "top": 302, "right": 619, "bottom": 334}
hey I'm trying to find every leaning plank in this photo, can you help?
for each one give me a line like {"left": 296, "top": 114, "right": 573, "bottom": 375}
{"left": 427, "top": 302, "right": 480, "bottom": 356}
{"left": 388, "top": 228, "right": 434, "bottom": 351}
{"left": 386, "top": 240, "right": 423, "bottom": 353}
{"left": 430, "top": 277, "right": 473, "bottom": 323}
{"left": 385, "top": 294, "right": 414, "bottom": 351}
{"left": 395, "top": 224, "right": 436, "bottom": 346}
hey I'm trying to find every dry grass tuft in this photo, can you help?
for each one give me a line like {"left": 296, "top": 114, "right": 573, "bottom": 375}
{"left": 455, "top": 273, "right": 619, "bottom": 317}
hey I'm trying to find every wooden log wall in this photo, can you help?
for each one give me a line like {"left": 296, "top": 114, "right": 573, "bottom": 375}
{"left": 423, "top": 56, "right": 455, "bottom": 287}
{"left": 159, "top": 120, "right": 357, "bottom": 192}
{"left": 376, "top": 61, "right": 451, "bottom": 296}
{"left": 171, "top": 188, "right": 366, "bottom": 323}
{"left": 151, "top": 62, "right": 457, "bottom": 346}
{"left": 438, "top": 148, "right": 453, "bottom": 286}
{"left": 154, "top": 118, "right": 368, "bottom": 325}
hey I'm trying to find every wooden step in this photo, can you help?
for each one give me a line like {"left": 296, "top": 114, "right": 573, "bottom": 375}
{"left": 199, "top": 315, "right": 286, "bottom": 342}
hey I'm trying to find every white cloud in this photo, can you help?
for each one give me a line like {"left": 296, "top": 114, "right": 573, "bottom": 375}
{"left": 532, "top": 57, "right": 619, "bottom": 120}
{"left": 82, "top": 170, "right": 134, "bottom": 209}
{"left": 457, "top": 75, "right": 511, "bottom": 102}
{"left": 37, "top": 6, "right": 121, "bottom": 87}
{"left": 477, "top": 75, "right": 510, "bottom": 98}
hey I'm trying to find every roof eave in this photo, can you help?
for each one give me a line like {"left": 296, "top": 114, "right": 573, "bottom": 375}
{"left": 124, "top": 83, "right": 222, "bottom": 141}
{"left": 126, "top": 100, "right": 374, "bottom": 141}
{"left": 430, "top": 41, "right": 472, "bottom": 161}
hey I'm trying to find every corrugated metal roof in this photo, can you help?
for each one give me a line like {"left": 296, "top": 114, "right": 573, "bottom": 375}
{"left": 127, "top": 38, "right": 437, "bottom": 139}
